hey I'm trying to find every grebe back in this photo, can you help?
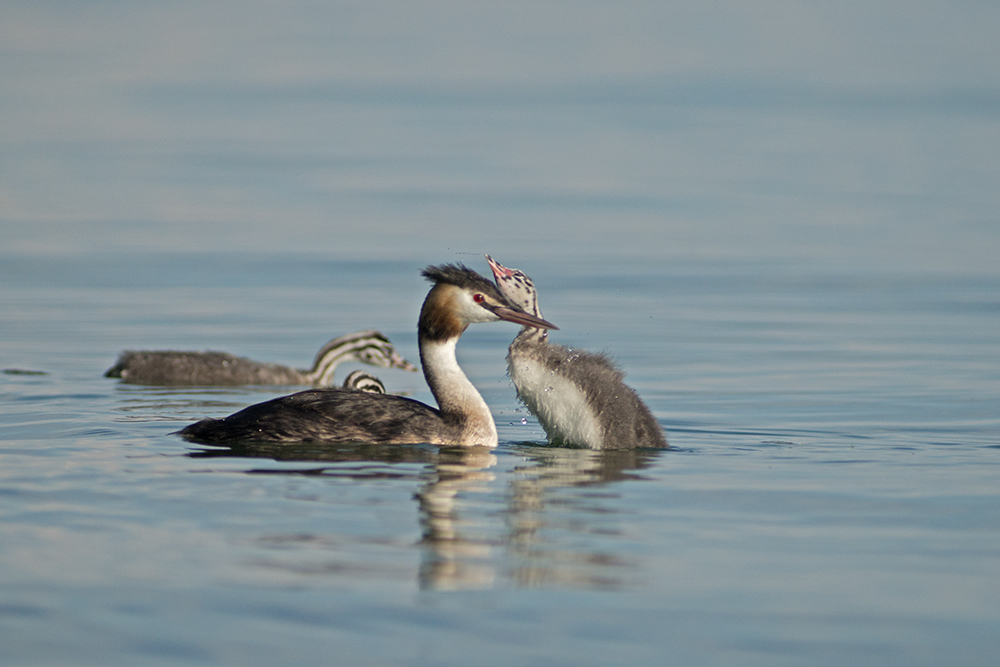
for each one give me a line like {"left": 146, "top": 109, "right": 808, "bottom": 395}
{"left": 105, "top": 330, "right": 416, "bottom": 386}
{"left": 179, "top": 264, "right": 556, "bottom": 447}
{"left": 486, "top": 255, "right": 666, "bottom": 449}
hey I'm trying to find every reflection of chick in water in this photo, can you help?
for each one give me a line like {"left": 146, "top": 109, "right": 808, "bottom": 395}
{"left": 505, "top": 446, "right": 662, "bottom": 589}
{"left": 418, "top": 446, "right": 663, "bottom": 591}
{"left": 417, "top": 446, "right": 498, "bottom": 591}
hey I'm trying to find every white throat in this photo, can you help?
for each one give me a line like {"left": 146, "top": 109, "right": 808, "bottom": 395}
{"left": 420, "top": 337, "right": 498, "bottom": 447}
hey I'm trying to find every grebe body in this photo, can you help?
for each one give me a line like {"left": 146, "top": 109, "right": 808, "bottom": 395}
{"left": 105, "top": 330, "right": 416, "bottom": 386}
{"left": 486, "top": 256, "right": 666, "bottom": 449}
{"left": 179, "top": 264, "right": 556, "bottom": 447}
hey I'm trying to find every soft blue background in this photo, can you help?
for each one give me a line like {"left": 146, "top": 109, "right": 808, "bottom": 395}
{"left": 3, "top": 1, "right": 998, "bottom": 270}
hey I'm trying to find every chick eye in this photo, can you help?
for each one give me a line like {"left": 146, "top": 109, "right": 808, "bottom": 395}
{"left": 473, "top": 293, "right": 485, "bottom": 304}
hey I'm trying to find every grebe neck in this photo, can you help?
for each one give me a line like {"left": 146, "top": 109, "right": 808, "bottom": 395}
{"left": 419, "top": 335, "right": 497, "bottom": 446}
{"left": 303, "top": 344, "right": 355, "bottom": 385}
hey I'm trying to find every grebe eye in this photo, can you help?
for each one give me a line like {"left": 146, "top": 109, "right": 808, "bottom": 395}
{"left": 473, "top": 293, "right": 485, "bottom": 304}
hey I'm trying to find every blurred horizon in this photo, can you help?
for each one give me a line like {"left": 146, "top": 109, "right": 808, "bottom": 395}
{"left": 2, "top": 1, "right": 998, "bottom": 272}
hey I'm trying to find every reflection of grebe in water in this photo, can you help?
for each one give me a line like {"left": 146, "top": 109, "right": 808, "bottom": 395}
{"left": 188, "top": 440, "right": 499, "bottom": 591}
{"left": 416, "top": 446, "right": 498, "bottom": 590}
{"left": 179, "top": 264, "right": 556, "bottom": 447}
{"left": 106, "top": 330, "right": 417, "bottom": 387}
{"left": 486, "top": 255, "right": 666, "bottom": 449}
{"left": 187, "top": 440, "right": 662, "bottom": 591}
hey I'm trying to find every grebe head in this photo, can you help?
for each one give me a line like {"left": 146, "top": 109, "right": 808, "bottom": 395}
{"left": 419, "top": 264, "right": 556, "bottom": 340}
{"left": 310, "top": 330, "right": 419, "bottom": 373}
{"left": 484, "top": 255, "right": 541, "bottom": 318}
{"left": 342, "top": 369, "right": 387, "bottom": 394}
{"left": 350, "top": 331, "right": 418, "bottom": 372}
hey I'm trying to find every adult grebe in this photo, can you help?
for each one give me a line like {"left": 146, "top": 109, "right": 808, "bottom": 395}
{"left": 486, "top": 255, "right": 666, "bottom": 449}
{"left": 178, "top": 264, "right": 557, "bottom": 447}
{"left": 105, "top": 330, "right": 417, "bottom": 386}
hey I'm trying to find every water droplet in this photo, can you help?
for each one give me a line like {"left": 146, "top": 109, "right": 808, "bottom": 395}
{"left": 521, "top": 418, "right": 528, "bottom": 425}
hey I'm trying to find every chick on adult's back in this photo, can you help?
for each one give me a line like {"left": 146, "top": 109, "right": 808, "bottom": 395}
{"left": 487, "top": 255, "right": 666, "bottom": 449}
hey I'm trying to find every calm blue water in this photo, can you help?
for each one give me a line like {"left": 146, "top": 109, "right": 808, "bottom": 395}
{"left": 3, "top": 3, "right": 1000, "bottom": 665}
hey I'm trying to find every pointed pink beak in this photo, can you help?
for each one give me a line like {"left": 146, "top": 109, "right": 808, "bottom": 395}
{"left": 485, "top": 254, "right": 513, "bottom": 280}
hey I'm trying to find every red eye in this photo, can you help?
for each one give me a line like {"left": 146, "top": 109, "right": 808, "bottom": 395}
{"left": 473, "top": 293, "right": 485, "bottom": 304}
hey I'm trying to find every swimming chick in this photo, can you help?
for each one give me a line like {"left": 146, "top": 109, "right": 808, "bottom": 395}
{"left": 178, "top": 264, "right": 557, "bottom": 447}
{"left": 105, "top": 330, "right": 417, "bottom": 386}
{"left": 486, "top": 255, "right": 666, "bottom": 449}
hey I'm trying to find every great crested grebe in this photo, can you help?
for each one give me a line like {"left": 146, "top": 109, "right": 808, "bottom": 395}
{"left": 178, "top": 264, "right": 557, "bottom": 447}
{"left": 486, "top": 255, "right": 666, "bottom": 449}
{"left": 105, "top": 330, "right": 417, "bottom": 386}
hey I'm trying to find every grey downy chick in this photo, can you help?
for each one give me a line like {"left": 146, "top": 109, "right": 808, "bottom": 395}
{"left": 486, "top": 256, "right": 666, "bottom": 449}
{"left": 105, "top": 330, "right": 417, "bottom": 387}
